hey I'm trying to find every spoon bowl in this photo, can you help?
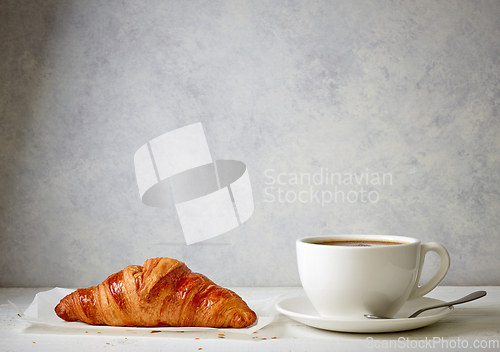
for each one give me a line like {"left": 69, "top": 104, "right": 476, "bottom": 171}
{"left": 364, "top": 290, "right": 486, "bottom": 319}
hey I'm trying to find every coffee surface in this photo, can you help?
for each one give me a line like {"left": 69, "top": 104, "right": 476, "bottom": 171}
{"left": 312, "top": 239, "right": 408, "bottom": 247}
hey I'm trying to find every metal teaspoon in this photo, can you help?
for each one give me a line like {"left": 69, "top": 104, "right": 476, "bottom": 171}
{"left": 364, "top": 290, "right": 487, "bottom": 319}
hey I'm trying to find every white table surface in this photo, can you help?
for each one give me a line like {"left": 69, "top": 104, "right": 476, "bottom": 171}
{"left": 1, "top": 286, "right": 499, "bottom": 351}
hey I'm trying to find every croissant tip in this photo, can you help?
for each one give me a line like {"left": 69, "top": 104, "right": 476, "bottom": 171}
{"left": 229, "top": 310, "right": 258, "bottom": 328}
{"left": 54, "top": 302, "right": 72, "bottom": 321}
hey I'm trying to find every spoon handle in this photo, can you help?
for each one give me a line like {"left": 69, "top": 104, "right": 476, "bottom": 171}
{"left": 408, "top": 290, "right": 487, "bottom": 318}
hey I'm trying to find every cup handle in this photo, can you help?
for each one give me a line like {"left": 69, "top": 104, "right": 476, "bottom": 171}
{"left": 408, "top": 242, "right": 450, "bottom": 301}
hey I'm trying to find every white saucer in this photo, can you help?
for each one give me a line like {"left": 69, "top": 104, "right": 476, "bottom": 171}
{"left": 276, "top": 295, "right": 454, "bottom": 333}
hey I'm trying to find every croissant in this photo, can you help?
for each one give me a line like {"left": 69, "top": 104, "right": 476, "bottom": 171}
{"left": 54, "top": 257, "right": 257, "bottom": 328}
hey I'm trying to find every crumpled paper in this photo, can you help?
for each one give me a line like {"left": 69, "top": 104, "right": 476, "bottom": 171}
{"left": 10, "top": 287, "right": 282, "bottom": 335}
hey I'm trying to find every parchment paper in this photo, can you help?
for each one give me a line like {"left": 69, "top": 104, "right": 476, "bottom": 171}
{"left": 11, "top": 287, "right": 281, "bottom": 335}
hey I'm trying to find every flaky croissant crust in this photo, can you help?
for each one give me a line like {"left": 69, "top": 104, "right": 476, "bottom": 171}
{"left": 54, "top": 257, "right": 257, "bottom": 328}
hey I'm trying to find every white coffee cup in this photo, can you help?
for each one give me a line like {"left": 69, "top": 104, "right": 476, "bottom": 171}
{"left": 296, "top": 235, "right": 450, "bottom": 319}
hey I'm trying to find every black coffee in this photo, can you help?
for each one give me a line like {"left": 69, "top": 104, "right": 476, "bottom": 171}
{"left": 312, "top": 239, "right": 408, "bottom": 247}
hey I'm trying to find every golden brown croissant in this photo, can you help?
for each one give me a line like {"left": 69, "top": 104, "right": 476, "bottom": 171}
{"left": 54, "top": 257, "right": 257, "bottom": 328}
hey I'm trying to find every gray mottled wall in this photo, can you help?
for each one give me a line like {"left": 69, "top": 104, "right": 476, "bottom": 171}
{"left": 1, "top": 0, "right": 499, "bottom": 287}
